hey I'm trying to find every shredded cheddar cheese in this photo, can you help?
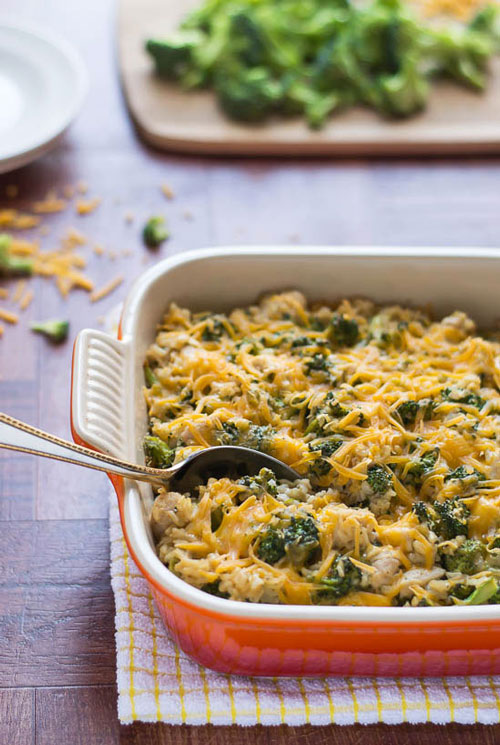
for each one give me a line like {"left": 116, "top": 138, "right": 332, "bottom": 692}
{"left": 0, "top": 308, "right": 19, "bottom": 324}
{"left": 90, "top": 275, "right": 124, "bottom": 302}
{"left": 147, "top": 293, "right": 500, "bottom": 607}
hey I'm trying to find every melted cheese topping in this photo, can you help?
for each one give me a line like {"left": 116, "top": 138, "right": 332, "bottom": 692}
{"left": 147, "top": 293, "right": 500, "bottom": 606}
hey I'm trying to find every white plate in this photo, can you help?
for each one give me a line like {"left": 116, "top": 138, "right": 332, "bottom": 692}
{"left": 0, "top": 22, "right": 87, "bottom": 174}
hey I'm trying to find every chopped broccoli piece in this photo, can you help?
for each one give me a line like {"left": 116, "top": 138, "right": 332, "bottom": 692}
{"left": 201, "top": 579, "right": 230, "bottom": 599}
{"left": 283, "top": 516, "right": 320, "bottom": 566}
{"left": 215, "top": 421, "right": 240, "bottom": 445}
{"left": 378, "top": 56, "right": 428, "bottom": 117}
{"left": 308, "top": 457, "right": 332, "bottom": 480}
{"left": 239, "top": 467, "right": 278, "bottom": 496}
{"left": 444, "top": 466, "right": 486, "bottom": 483}
{"left": 406, "top": 448, "right": 439, "bottom": 486}
{"left": 201, "top": 315, "right": 227, "bottom": 341}
{"left": 432, "top": 497, "right": 470, "bottom": 540}
{"left": 328, "top": 313, "right": 359, "bottom": 347}
{"left": 366, "top": 463, "right": 392, "bottom": 494}
{"left": 304, "top": 353, "right": 330, "bottom": 375}
{"left": 146, "top": 32, "right": 205, "bottom": 80}
{"left": 442, "top": 538, "right": 485, "bottom": 574}
{"left": 215, "top": 66, "right": 283, "bottom": 123}
{"left": 143, "top": 435, "right": 175, "bottom": 469}
{"left": 414, "top": 495, "right": 470, "bottom": 540}
{"left": 460, "top": 577, "right": 498, "bottom": 605}
{"left": 143, "top": 363, "right": 158, "bottom": 388}
{"left": 397, "top": 400, "right": 419, "bottom": 427}
{"left": 413, "top": 500, "right": 430, "bottom": 523}
{"left": 450, "top": 582, "right": 474, "bottom": 601}
{"left": 309, "top": 438, "right": 343, "bottom": 457}
{"left": 210, "top": 505, "right": 224, "bottom": 532}
{"left": 442, "top": 388, "right": 485, "bottom": 410}
{"left": 242, "top": 424, "right": 274, "bottom": 453}
{"left": 31, "top": 319, "right": 69, "bottom": 344}
{"left": 256, "top": 525, "right": 286, "bottom": 564}
{"left": 317, "top": 555, "right": 361, "bottom": 601}
{"left": 143, "top": 216, "right": 169, "bottom": 248}
{"left": 0, "top": 233, "right": 34, "bottom": 276}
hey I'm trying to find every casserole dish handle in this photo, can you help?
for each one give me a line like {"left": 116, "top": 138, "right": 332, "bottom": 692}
{"left": 71, "top": 328, "right": 131, "bottom": 460}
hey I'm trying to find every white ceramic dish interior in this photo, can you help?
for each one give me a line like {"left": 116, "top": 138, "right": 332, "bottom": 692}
{"left": 72, "top": 246, "right": 500, "bottom": 622}
{"left": 0, "top": 22, "right": 87, "bottom": 173}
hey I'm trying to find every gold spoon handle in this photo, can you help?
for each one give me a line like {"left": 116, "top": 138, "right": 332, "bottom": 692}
{"left": 0, "top": 411, "right": 168, "bottom": 486}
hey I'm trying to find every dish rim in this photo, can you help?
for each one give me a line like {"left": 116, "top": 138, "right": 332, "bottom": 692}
{"left": 110, "top": 246, "right": 500, "bottom": 623}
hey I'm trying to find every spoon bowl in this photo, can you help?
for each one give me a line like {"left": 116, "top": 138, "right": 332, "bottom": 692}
{"left": 0, "top": 412, "right": 300, "bottom": 494}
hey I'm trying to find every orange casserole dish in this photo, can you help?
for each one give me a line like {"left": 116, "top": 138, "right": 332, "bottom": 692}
{"left": 71, "top": 247, "right": 500, "bottom": 676}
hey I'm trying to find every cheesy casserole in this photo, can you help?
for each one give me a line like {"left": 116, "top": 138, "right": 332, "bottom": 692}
{"left": 145, "top": 292, "right": 500, "bottom": 607}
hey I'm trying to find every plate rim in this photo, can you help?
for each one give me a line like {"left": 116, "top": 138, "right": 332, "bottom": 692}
{"left": 0, "top": 19, "right": 88, "bottom": 172}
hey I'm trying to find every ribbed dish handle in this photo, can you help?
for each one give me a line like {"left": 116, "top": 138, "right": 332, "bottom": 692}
{"left": 72, "top": 329, "right": 132, "bottom": 459}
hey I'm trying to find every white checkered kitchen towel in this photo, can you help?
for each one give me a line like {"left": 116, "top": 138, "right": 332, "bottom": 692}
{"left": 110, "top": 495, "right": 500, "bottom": 726}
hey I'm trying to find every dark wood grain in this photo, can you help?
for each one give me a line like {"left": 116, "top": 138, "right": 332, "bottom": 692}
{"left": 32, "top": 687, "right": 500, "bottom": 745}
{"left": 0, "top": 520, "right": 115, "bottom": 687}
{"left": 36, "top": 687, "right": 119, "bottom": 745}
{"left": 121, "top": 723, "right": 500, "bottom": 745}
{"left": 1, "top": 0, "right": 500, "bottom": 742}
{"left": 0, "top": 688, "right": 34, "bottom": 745}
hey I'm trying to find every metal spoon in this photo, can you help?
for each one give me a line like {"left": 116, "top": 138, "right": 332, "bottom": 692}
{"left": 0, "top": 412, "right": 299, "bottom": 493}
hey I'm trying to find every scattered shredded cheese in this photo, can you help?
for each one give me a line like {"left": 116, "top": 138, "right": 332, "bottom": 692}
{"left": 90, "top": 275, "right": 124, "bottom": 302}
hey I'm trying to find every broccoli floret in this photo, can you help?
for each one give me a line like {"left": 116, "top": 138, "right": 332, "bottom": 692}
{"left": 216, "top": 421, "right": 240, "bottom": 445}
{"left": 230, "top": 10, "right": 269, "bottom": 67}
{"left": 215, "top": 66, "right": 282, "bottom": 123}
{"left": 366, "top": 463, "right": 392, "bottom": 494}
{"left": 0, "top": 233, "right": 34, "bottom": 276}
{"left": 308, "top": 457, "right": 332, "bottom": 480}
{"left": 378, "top": 56, "right": 429, "bottom": 117}
{"left": 397, "top": 400, "right": 419, "bottom": 427}
{"left": 143, "top": 435, "right": 175, "bottom": 469}
{"left": 433, "top": 497, "right": 470, "bottom": 540}
{"left": 143, "top": 216, "right": 169, "bottom": 248}
{"left": 239, "top": 467, "right": 277, "bottom": 496}
{"left": 316, "top": 555, "right": 361, "bottom": 601}
{"left": 31, "top": 319, "right": 69, "bottom": 344}
{"left": 283, "top": 516, "right": 320, "bottom": 566}
{"left": 201, "top": 579, "right": 229, "bottom": 599}
{"left": 304, "top": 353, "right": 330, "bottom": 375}
{"left": 444, "top": 466, "right": 486, "bottom": 483}
{"left": 309, "top": 438, "right": 343, "bottom": 457}
{"left": 327, "top": 313, "right": 359, "bottom": 347}
{"left": 442, "top": 538, "right": 484, "bottom": 574}
{"left": 242, "top": 424, "right": 274, "bottom": 452}
{"left": 429, "top": 25, "right": 493, "bottom": 91}
{"left": 145, "top": 32, "right": 205, "bottom": 80}
{"left": 413, "top": 500, "right": 430, "bottom": 523}
{"left": 406, "top": 448, "right": 439, "bottom": 486}
{"left": 256, "top": 526, "right": 286, "bottom": 564}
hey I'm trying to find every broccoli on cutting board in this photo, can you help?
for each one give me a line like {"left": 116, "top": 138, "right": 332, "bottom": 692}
{"left": 145, "top": 0, "right": 500, "bottom": 128}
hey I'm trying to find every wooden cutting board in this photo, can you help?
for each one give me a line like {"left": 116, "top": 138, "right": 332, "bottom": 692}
{"left": 117, "top": 0, "right": 500, "bottom": 156}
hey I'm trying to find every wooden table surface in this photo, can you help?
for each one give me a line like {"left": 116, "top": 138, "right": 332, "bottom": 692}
{"left": 1, "top": 1, "right": 500, "bottom": 743}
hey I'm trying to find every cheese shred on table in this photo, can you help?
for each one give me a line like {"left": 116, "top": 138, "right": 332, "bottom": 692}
{"left": 146, "top": 293, "right": 500, "bottom": 607}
